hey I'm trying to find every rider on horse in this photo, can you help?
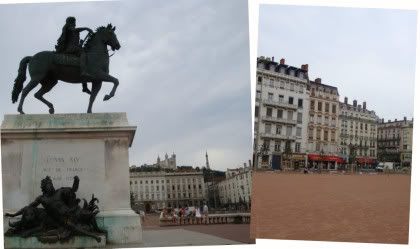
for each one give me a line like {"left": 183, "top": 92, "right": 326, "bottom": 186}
{"left": 55, "top": 16, "right": 92, "bottom": 93}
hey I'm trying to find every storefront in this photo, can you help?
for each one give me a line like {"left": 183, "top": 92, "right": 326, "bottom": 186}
{"left": 282, "top": 153, "right": 306, "bottom": 170}
{"left": 307, "top": 154, "right": 346, "bottom": 170}
{"left": 355, "top": 157, "right": 377, "bottom": 169}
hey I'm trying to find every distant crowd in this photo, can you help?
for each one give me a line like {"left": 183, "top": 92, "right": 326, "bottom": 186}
{"left": 160, "top": 204, "right": 209, "bottom": 224}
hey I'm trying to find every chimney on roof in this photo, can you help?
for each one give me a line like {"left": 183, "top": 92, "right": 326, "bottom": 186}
{"left": 363, "top": 101, "right": 366, "bottom": 110}
{"left": 353, "top": 100, "right": 357, "bottom": 107}
{"left": 271, "top": 56, "right": 274, "bottom": 62}
{"left": 382, "top": 118, "right": 384, "bottom": 123}
{"left": 243, "top": 163, "right": 247, "bottom": 168}
{"left": 301, "top": 64, "right": 309, "bottom": 71}
{"left": 404, "top": 116, "right": 407, "bottom": 122}
{"left": 344, "top": 97, "right": 348, "bottom": 104}
{"left": 280, "top": 58, "right": 285, "bottom": 65}
{"left": 315, "top": 78, "right": 322, "bottom": 83}
{"left": 395, "top": 119, "right": 397, "bottom": 122}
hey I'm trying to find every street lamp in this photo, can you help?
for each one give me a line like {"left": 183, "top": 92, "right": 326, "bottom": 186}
{"left": 348, "top": 143, "right": 358, "bottom": 173}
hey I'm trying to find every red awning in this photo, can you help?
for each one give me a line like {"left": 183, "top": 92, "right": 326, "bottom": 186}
{"left": 308, "top": 154, "right": 345, "bottom": 164}
{"left": 356, "top": 157, "right": 376, "bottom": 164}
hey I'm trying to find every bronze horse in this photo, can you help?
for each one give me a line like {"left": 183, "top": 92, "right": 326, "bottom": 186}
{"left": 12, "top": 24, "right": 121, "bottom": 114}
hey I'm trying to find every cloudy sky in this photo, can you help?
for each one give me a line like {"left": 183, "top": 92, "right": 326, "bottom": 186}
{"left": 258, "top": 5, "right": 417, "bottom": 121}
{"left": 0, "top": 0, "right": 252, "bottom": 171}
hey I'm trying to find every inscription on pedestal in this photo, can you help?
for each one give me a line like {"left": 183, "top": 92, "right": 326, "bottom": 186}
{"left": 30, "top": 140, "right": 106, "bottom": 204}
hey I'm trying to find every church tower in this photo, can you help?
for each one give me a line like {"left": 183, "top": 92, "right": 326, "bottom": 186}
{"left": 206, "top": 151, "right": 210, "bottom": 169}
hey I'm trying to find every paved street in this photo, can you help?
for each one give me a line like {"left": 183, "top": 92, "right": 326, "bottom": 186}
{"left": 142, "top": 228, "right": 240, "bottom": 247}
{"left": 139, "top": 213, "right": 254, "bottom": 246}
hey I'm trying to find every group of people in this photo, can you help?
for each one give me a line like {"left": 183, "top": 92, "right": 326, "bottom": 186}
{"left": 160, "top": 204, "right": 209, "bottom": 224}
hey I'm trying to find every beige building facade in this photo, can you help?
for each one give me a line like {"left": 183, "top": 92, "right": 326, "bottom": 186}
{"left": 307, "top": 78, "right": 342, "bottom": 170}
{"left": 130, "top": 169, "right": 207, "bottom": 211}
{"left": 339, "top": 98, "right": 379, "bottom": 167}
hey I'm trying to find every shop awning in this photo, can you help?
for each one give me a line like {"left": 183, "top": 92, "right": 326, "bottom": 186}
{"left": 356, "top": 157, "right": 376, "bottom": 164}
{"left": 308, "top": 154, "right": 345, "bottom": 164}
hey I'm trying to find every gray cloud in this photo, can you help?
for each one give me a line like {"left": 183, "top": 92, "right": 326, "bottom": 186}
{"left": 0, "top": 0, "right": 252, "bottom": 170}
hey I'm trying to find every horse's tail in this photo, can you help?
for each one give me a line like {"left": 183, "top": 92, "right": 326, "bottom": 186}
{"left": 12, "top": 56, "right": 32, "bottom": 103}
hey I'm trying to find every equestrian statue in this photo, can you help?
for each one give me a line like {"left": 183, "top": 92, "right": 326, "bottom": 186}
{"left": 11, "top": 16, "right": 121, "bottom": 114}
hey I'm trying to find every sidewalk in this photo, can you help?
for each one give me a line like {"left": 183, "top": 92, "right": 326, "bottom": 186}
{"left": 142, "top": 228, "right": 242, "bottom": 247}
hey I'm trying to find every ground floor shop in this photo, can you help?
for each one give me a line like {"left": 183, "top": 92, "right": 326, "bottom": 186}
{"left": 307, "top": 154, "right": 345, "bottom": 170}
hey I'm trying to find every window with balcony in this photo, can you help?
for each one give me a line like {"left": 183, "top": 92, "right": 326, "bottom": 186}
{"left": 276, "top": 125, "right": 282, "bottom": 134}
{"left": 287, "top": 111, "right": 293, "bottom": 120}
{"left": 268, "top": 92, "right": 273, "bottom": 101}
{"left": 297, "top": 113, "right": 303, "bottom": 124}
{"left": 331, "top": 131, "right": 335, "bottom": 142}
{"left": 309, "top": 128, "right": 314, "bottom": 140}
{"left": 295, "top": 142, "right": 301, "bottom": 153}
{"left": 316, "top": 128, "right": 321, "bottom": 140}
{"left": 310, "top": 100, "right": 315, "bottom": 110}
{"left": 332, "top": 104, "right": 336, "bottom": 113}
{"left": 258, "top": 76, "right": 262, "bottom": 84}
{"left": 285, "top": 141, "right": 291, "bottom": 151}
{"left": 277, "top": 109, "right": 283, "bottom": 119}
{"left": 286, "top": 126, "right": 292, "bottom": 136}
{"left": 265, "top": 124, "right": 271, "bottom": 134}
{"left": 289, "top": 97, "right": 294, "bottom": 105}
{"left": 266, "top": 107, "right": 272, "bottom": 117}
{"left": 318, "top": 102, "right": 322, "bottom": 111}
{"left": 274, "top": 141, "right": 281, "bottom": 151}
{"left": 298, "top": 98, "right": 303, "bottom": 108}
{"left": 325, "top": 103, "right": 330, "bottom": 113}
{"left": 296, "top": 127, "right": 302, "bottom": 137}
{"left": 279, "top": 95, "right": 284, "bottom": 103}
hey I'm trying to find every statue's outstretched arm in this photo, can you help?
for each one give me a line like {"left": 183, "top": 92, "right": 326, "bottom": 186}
{"left": 75, "top": 27, "right": 93, "bottom": 34}
{"left": 72, "top": 176, "right": 80, "bottom": 192}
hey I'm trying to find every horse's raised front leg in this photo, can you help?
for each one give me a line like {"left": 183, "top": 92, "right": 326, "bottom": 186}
{"left": 97, "top": 73, "right": 119, "bottom": 101}
{"left": 87, "top": 81, "right": 102, "bottom": 113}
{"left": 17, "top": 79, "right": 40, "bottom": 114}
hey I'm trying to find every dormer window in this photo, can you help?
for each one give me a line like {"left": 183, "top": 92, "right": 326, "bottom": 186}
{"left": 270, "top": 65, "right": 276, "bottom": 71}
{"left": 299, "top": 72, "right": 305, "bottom": 79}
{"left": 289, "top": 69, "right": 295, "bottom": 76}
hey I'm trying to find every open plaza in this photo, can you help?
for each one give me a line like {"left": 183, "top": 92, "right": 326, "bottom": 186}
{"left": 251, "top": 171, "right": 411, "bottom": 244}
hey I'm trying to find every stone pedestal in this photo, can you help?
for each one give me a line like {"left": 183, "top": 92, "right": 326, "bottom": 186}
{"left": 1, "top": 113, "right": 142, "bottom": 246}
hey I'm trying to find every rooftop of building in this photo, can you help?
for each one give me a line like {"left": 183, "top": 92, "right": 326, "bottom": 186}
{"left": 309, "top": 79, "right": 339, "bottom": 92}
{"left": 257, "top": 56, "right": 309, "bottom": 79}
{"left": 339, "top": 98, "right": 377, "bottom": 115}
{"left": 377, "top": 117, "right": 413, "bottom": 126}
{"left": 129, "top": 165, "right": 202, "bottom": 173}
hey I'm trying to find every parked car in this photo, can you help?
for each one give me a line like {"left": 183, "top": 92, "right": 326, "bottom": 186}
{"left": 376, "top": 162, "right": 394, "bottom": 172}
